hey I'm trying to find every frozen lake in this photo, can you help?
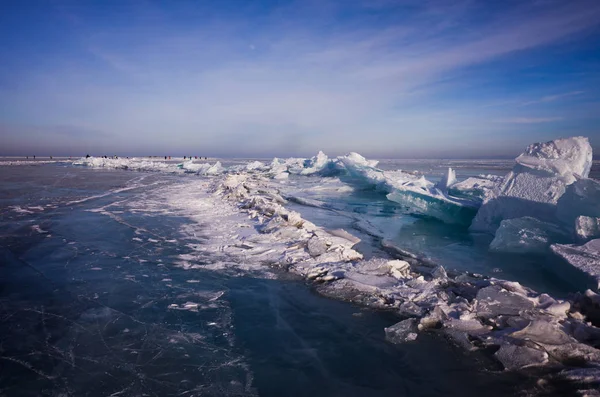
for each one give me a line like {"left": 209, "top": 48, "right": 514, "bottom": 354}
{"left": 1, "top": 155, "right": 598, "bottom": 395}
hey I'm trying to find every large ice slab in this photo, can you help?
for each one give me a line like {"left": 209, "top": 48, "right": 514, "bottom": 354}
{"left": 470, "top": 137, "right": 593, "bottom": 234}
{"left": 551, "top": 239, "right": 600, "bottom": 288}
{"left": 489, "top": 216, "right": 570, "bottom": 254}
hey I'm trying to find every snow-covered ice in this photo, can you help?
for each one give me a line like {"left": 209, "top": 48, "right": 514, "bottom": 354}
{"left": 471, "top": 136, "right": 593, "bottom": 234}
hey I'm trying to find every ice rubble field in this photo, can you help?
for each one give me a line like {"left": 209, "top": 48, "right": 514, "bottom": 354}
{"left": 74, "top": 136, "right": 600, "bottom": 391}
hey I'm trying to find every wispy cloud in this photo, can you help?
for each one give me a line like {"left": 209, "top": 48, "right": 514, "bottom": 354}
{"left": 522, "top": 91, "right": 584, "bottom": 106}
{"left": 494, "top": 117, "right": 564, "bottom": 124}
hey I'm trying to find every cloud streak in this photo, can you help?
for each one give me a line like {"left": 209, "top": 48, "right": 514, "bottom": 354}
{"left": 494, "top": 117, "right": 564, "bottom": 124}
{"left": 522, "top": 91, "right": 585, "bottom": 106}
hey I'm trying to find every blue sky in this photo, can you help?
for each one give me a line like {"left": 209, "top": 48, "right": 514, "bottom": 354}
{"left": 1, "top": 0, "right": 599, "bottom": 157}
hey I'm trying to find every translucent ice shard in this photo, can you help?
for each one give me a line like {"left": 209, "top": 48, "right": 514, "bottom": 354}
{"left": 337, "top": 153, "right": 479, "bottom": 224}
{"left": 435, "top": 167, "right": 457, "bottom": 190}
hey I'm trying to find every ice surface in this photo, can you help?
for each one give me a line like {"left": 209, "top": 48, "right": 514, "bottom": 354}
{"left": 0, "top": 160, "right": 60, "bottom": 166}
{"left": 471, "top": 136, "right": 593, "bottom": 234}
{"left": 551, "top": 239, "right": 600, "bottom": 288}
{"left": 489, "top": 216, "right": 569, "bottom": 254}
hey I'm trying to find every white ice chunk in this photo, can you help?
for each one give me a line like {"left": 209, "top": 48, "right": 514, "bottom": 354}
{"left": 515, "top": 136, "right": 592, "bottom": 178}
{"left": 246, "top": 161, "right": 267, "bottom": 171}
{"left": 551, "top": 239, "right": 600, "bottom": 288}
{"left": 489, "top": 216, "right": 569, "bottom": 254}
{"left": 300, "top": 151, "right": 330, "bottom": 175}
{"left": 575, "top": 216, "right": 600, "bottom": 241}
{"left": 340, "top": 152, "right": 379, "bottom": 169}
{"left": 471, "top": 136, "right": 593, "bottom": 234}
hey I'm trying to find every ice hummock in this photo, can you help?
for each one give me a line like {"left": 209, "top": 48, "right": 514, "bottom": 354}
{"left": 74, "top": 153, "right": 488, "bottom": 225}
{"left": 74, "top": 156, "right": 175, "bottom": 172}
{"left": 470, "top": 136, "right": 593, "bottom": 234}
{"left": 73, "top": 156, "right": 227, "bottom": 175}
